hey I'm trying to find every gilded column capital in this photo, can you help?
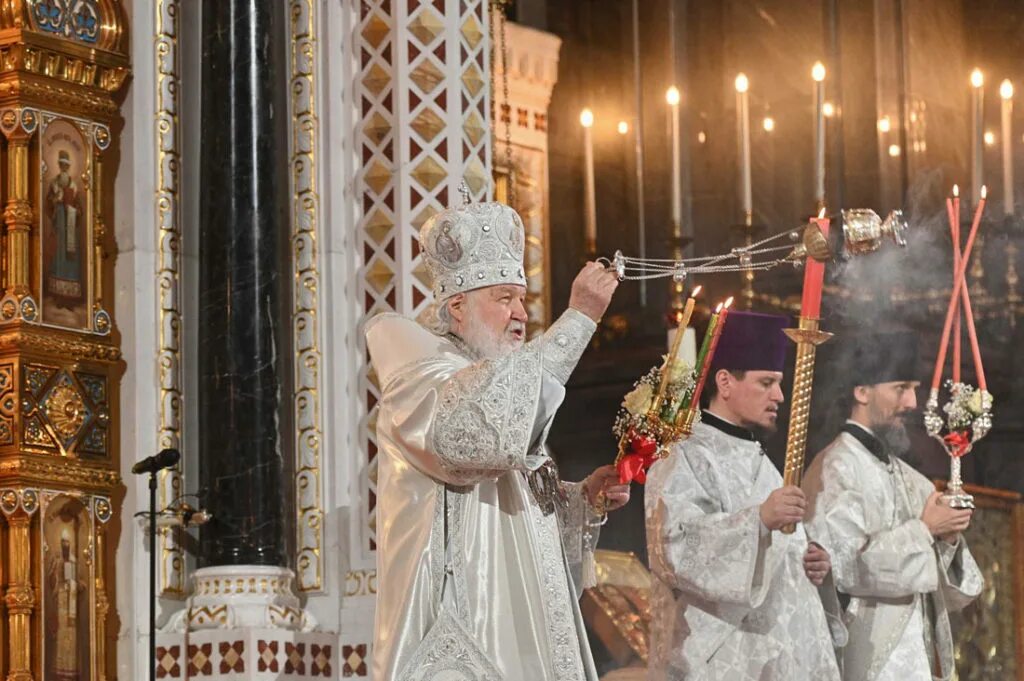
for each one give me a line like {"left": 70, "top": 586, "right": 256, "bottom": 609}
{"left": 2, "top": 583, "right": 33, "bottom": 615}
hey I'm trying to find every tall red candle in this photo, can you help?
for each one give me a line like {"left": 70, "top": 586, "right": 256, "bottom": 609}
{"left": 947, "top": 194, "right": 962, "bottom": 383}
{"left": 800, "top": 217, "right": 830, "bottom": 319}
{"left": 932, "top": 189, "right": 986, "bottom": 390}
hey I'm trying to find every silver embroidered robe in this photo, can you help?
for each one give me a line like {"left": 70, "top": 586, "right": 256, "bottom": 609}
{"left": 365, "top": 308, "right": 602, "bottom": 681}
{"left": 802, "top": 429, "right": 984, "bottom": 681}
{"left": 645, "top": 420, "right": 844, "bottom": 681}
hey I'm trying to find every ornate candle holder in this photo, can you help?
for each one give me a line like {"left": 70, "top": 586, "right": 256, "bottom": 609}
{"left": 612, "top": 359, "right": 698, "bottom": 484}
{"left": 924, "top": 384, "right": 993, "bottom": 509}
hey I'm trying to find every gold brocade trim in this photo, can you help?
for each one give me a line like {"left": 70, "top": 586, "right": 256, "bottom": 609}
{"left": 0, "top": 456, "right": 120, "bottom": 490}
{"left": 290, "top": 0, "right": 324, "bottom": 593}
{"left": 155, "top": 0, "right": 185, "bottom": 598}
{"left": 0, "top": 327, "right": 120, "bottom": 361}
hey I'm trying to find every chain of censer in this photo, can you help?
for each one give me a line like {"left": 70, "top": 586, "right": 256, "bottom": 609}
{"left": 612, "top": 226, "right": 807, "bottom": 281}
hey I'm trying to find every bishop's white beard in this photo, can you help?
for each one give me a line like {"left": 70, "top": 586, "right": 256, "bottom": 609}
{"left": 459, "top": 305, "right": 526, "bottom": 359}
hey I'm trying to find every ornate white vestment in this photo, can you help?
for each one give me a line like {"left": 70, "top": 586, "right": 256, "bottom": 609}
{"left": 365, "top": 308, "right": 602, "bottom": 681}
{"left": 802, "top": 426, "right": 984, "bottom": 681}
{"left": 645, "top": 416, "right": 844, "bottom": 681}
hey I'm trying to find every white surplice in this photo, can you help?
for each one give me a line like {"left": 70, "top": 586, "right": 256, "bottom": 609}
{"left": 802, "top": 425, "right": 984, "bottom": 681}
{"left": 645, "top": 415, "right": 844, "bottom": 681}
{"left": 365, "top": 308, "right": 602, "bottom": 681}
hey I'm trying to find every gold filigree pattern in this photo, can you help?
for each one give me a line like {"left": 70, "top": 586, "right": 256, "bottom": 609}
{"left": 0, "top": 456, "right": 120, "bottom": 489}
{"left": 345, "top": 569, "right": 378, "bottom": 597}
{"left": 0, "top": 330, "right": 120, "bottom": 361}
{"left": 289, "top": 0, "right": 325, "bottom": 594}
{"left": 41, "top": 381, "right": 86, "bottom": 441}
{"left": 155, "top": 0, "right": 185, "bottom": 598}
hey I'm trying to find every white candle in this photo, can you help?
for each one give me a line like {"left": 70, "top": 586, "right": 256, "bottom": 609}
{"left": 812, "top": 62, "right": 826, "bottom": 208}
{"left": 971, "top": 68, "right": 984, "bottom": 207}
{"left": 580, "top": 108, "right": 597, "bottom": 254}
{"left": 735, "top": 74, "right": 752, "bottom": 223}
{"left": 667, "top": 86, "right": 682, "bottom": 237}
{"left": 1001, "top": 79, "right": 1014, "bottom": 215}
{"left": 666, "top": 326, "right": 698, "bottom": 366}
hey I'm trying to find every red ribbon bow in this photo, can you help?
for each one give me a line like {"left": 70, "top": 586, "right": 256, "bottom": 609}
{"left": 943, "top": 431, "right": 971, "bottom": 458}
{"left": 617, "top": 432, "right": 660, "bottom": 485}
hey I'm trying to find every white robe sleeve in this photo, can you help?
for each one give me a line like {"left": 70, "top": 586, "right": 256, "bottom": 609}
{"left": 366, "top": 309, "right": 596, "bottom": 487}
{"left": 934, "top": 536, "right": 984, "bottom": 612}
{"left": 810, "top": 452, "right": 939, "bottom": 598}
{"left": 646, "top": 443, "right": 784, "bottom": 609}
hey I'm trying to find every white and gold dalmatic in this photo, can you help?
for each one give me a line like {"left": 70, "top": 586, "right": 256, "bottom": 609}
{"left": 803, "top": 424, "right": 984, "bottom": 681}
{"left": 366, "top": 201, "right": 603, "bottom": 681}
{"left": 645, "top": 414, "right": 845, "bottom": 681}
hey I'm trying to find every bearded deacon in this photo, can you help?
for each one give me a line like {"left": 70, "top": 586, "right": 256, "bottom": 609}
{"left": 365, "top": 198, "right": 630, "bottom": 681}
{"left": 802, "top": 333, "right": 983, "bottom": 681}
{"left": 645, "top": 311, "right": 844, "bottom": 681}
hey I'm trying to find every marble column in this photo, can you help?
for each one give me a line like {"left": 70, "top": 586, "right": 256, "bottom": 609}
{"left": 198, "top": 0, "right": 290, "bottom": 567}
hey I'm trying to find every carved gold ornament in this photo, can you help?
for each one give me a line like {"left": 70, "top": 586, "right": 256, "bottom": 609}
{"left": 43, "top": 382, "right": 86, "bottom": 441}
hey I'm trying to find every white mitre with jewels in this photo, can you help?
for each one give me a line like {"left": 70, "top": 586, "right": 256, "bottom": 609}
{"left": 418, "top": 195, "right": 527, "bottom": 302}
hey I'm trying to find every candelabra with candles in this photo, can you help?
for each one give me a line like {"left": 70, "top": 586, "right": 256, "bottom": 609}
{"left": 612, "top": 289, "right": 735, "bottom": 484}
{"left": 923, "top": 186, "right": 995, "bottom": 510}
{"left": 608, "top": 207, "right": 909, "bottom": 493}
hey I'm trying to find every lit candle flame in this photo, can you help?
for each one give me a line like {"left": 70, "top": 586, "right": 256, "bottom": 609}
{"left": 691, "top": 285, "right": 702, "bottom": 297}
{"left": 823, "top": 101, "right": 835, "bottom": 117}
{"left": 817, "top": 207, "right": 827, "bottom": 219}
{"left": 984, "top": 130, "right": 995, "bottom": 146}
{"left": 763, "top": 116, "right": 775, "bottom": 132}
{"left": 877, "top": 116, "right": 891, "bottom": 133}
{"left": 724, "top": 296, "right": 735, "bottom": 309}
{"left": 953, "top": 184, "right": 959, "bottom": 197}
{"left": 812, "top": 62, "right": 826, "bottom": 82}
{"left": 714, "top": 303, "right": 723, "bottom": 313}
{"left": 580, "top": 108, "right": 594, "bottom": 128}
{"left": 617, "top": 120, "right": 629, "bottom": 135}
{"left": 888, "top": 143, "right": 901, "bottom": 157}
{"left": 666, "top": 86, "right": 681, "bottom": 106}
{"left": 971, "top": 68, "right": 984, "bottom": 89}
{"left": 1001, "top": 79, "right": 1014, "bottom": 100}
{"left": 981, "top": 185, "right": 988, "bottom": 199}
{"left": 735, "top": 73, "right": 749, "bottom": 93}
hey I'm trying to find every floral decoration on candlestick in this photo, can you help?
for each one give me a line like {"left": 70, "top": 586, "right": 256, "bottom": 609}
{"left": 924, "top": 185, "right": 993, "bottom": 510}
{"left": 613, "top": 291, "right": 734, "bottom": 484}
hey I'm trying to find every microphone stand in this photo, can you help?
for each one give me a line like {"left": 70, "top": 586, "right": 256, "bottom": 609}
{"left": 149, "top": 470, "right": 158, "bottom": 681}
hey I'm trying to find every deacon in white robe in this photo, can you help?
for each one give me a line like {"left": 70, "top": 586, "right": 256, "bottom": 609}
{"left": 803, "top": 332, "right": 983, "bottom": 681}
{"left": 367, "top": 199, "right": 629, "bottom": 681}
{"left": 646, "top": 311, "right": 844, "bottom": 681}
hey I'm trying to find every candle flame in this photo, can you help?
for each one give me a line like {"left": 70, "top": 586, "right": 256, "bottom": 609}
{"left": 817, "top": 207, "right": 827, "bottom": 219}
{"left": 762, "top": 116, "right": 775, "bottom": 132}
{"left": 690, "top": 285, "right": 702, "bottom": 297}
{"left": 617, "top": 120, "right": 629, "bottom": 134}
{"left": 823, "top": 101, "right": 835, "bottom": 117}
{"left": 953, "top": 184, "right": 959, "bottom": 197}
{"left": 666, "top": 86, "right": 681, "bottom": 106}
{"left": 981, "top": 185, "right": 988, "bottom": 199}
{"left": 888, "top": 143, "right": 901, "bottom": 157}
{"left": 724, "top": 297, "right": 735, "bottom": 309}
{"left": 735, "top": 73, "right": 749, "bottom": 93}
{"left": 1001, "top": 79, "right": 1014, "bottom": 100}
{"left": 812, "top": 62, "right": 826, "bottom": 82}
{"left": 984, "top": 130, "right": 996, "bottom": 146}
{"left": 579, "top": 108, "right": 594, "bottom": 128}
{"left": 970, "top": 68, "right": 984, "bottom": 89}
{"left": 714, "top": 303, "right": 723, "bottom": 313}
{"left": 877, "top": 116, "right": 891, "bottom": 133}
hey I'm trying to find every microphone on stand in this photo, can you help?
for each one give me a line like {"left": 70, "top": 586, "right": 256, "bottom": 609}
{"left": 131, "top": 448, "right": 180, "bottom": 475}
{"left": 137, "top": 446, "right": 181, "bottom": 681}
